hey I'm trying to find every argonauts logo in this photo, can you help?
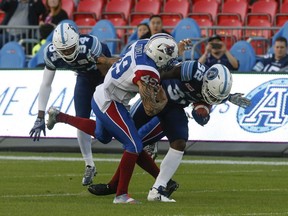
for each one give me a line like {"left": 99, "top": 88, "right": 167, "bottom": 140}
{"left": 237, "top": 78, "right": 288, "bottom": 133}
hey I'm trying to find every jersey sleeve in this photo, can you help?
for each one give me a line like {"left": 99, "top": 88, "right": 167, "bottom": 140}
{"left": 43, "top": 44, "right": 56, "bottom": 70}
{"left": 90, "top": 35, "right": 102, "bottom": 58}
{"left": 132, "top": 70, "right": 160, "bottom": 86}
{"left": 180, "top": 60, "right": 198, "bottom": 81}
{"left": 101, "top": 42, "right": 112, "bottom": 57}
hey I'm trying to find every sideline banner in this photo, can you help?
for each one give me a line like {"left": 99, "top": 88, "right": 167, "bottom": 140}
{"left": 0, "top": 70, "right": 287, "bottom": 142}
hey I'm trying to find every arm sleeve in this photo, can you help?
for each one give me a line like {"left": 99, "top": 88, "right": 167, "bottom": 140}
{"left": 181, "top": 60, "right": 198, "bottom": 81}
{"left": 38, "top": 67, "right": 56, "bottom": 111}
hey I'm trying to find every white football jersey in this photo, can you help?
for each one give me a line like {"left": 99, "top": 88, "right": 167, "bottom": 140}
{"left": 94, "top": 39, "right": 160, "bottom": 112}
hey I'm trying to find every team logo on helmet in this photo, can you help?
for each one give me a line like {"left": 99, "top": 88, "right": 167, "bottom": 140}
{"left": 206, "top": 68, "right": 219, "bottom": 80}
{"left": 237, "top": 78, "right": 288, "bottom": 133}
{"left": 157, "top": 44, "right": 175, "bottom": 57}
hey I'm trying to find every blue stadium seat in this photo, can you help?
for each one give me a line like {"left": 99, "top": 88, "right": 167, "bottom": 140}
{"left": 171, "top": 18, "right": 201, "bottom": 60}
{"left": 90, "top": 19, "right": 118, "bottom": 55}
{"left": 0, "top": 42, "right": 26, "bottom": 68}
{"left": 230, "top": 40, "right": 256, "bottom": 72}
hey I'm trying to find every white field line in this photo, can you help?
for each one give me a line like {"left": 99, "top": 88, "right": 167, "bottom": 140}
{"left": 0, "top": 156, "right": 288, "bottom": 166}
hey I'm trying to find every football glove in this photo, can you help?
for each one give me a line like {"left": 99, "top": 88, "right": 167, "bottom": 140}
{"left": 228, "top": 93, "right": 251, "bottom": 108}
{"left": 191, "top": 109, "right": 210, "bottom": 126}
{"left": 29, "top": 117, "right": 46, "bottom": 141}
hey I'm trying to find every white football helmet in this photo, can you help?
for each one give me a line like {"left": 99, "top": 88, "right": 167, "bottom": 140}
{"left": 53, "top": 22, "right": 79, "bottom": 62}
{"left": 145, "top": 33, "right": 178, "bottom": 69}
{"left": 202, "top": 64, "right": 233, "bottom": 105}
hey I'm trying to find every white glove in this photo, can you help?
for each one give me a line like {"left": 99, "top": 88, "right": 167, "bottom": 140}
{"left": 228, "top": 93, "right": 251, "bottom": 108}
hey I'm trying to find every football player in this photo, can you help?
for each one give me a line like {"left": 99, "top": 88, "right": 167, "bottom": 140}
{"left": 29, "top": 22, "right": 117, "bottom": 186}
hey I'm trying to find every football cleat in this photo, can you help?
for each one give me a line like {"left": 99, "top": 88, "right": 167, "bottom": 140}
{"left": 46, "top": 107, "right": 60, "bottom": 130}
{"left": 166, "top": 179, "right": 179, "bottom": 198}
{"left": 82, "top": 165, "right": 96, "bottom": 186}
{"left": 147, "top": 186, "right": 176, "bottom": 202}
{"left": 88, "top": 183, "right": 116, "bottom": 196}
{"left": 113, "top": 194, "right": 140, "bottom": 204}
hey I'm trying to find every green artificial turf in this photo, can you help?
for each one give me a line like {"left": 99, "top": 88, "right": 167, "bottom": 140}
{"left": 0, "top": 152, "right": 288, "bottom": 216}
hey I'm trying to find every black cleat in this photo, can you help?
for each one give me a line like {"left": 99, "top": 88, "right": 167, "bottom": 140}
{"left": 166, "top": 179, "right": 179, "bottom": 198}
{"left": 88, "top": 183, "right": 116, "bottom": 196}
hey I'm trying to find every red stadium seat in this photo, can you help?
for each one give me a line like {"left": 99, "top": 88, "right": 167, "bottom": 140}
{"left": 102, "top": 0, "right": 132, "bottom": 21}
{"left": 216, "top": 18, "right": 243, "bottom": 49}
{"left": 245, "top": 19, "right": 272, "bottom": 55}
{"left": 246, "top": 0, "right": 277, "bottom": 24}
{"left": 274, "top": 2, "right": 288, "bottom": 27}
{"left": 108, "top": 17, "right": 127, "bottom": 39}
{"left": 217, "top": 18, "right": 243, "bottom": 40}
{"left": 0, "top": 10, "right": 5, "bottom": 24}
{"left": 221, "top": 0, "right": 248, "bottom": 24}
{"left": 189, "top": 16, "right": 213, "bottom": 37}
{"left": 62, "top": 0, "right": 75, "bottom": 19}
{"left": 162, "top": 0, "right": 190, "bottom": 18}
{"left": 159, "top": 13, "right": 182, "bottom": 32}
{"left": 73, "top": 0, "right": 104, "bottom": 20}
{"left": 129, "top": 0, "right": 161, "bottom": 26}
{"left": 74, "top": 17, "right": 97, "bottom": 34}
{"left": 190, "top": 0, "right": 219, "bottom": 22}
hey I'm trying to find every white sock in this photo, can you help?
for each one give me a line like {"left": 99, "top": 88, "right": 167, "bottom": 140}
{"left": 153, "top": 147, "right": 184, "bottom": 189}
{"left": 77, "top": 129, "right": 95, "bottom": 168}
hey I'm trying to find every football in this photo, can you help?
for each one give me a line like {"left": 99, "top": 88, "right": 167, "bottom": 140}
{"left": 193, "top": 102, "right": 212, "bottom": 117}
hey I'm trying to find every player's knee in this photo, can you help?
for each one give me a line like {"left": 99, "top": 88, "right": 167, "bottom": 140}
{"left": 170, "top": 139, "right": 186, "bottom": 151}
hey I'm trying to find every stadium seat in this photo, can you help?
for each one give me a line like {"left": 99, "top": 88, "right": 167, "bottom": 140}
{"left": 108, "top": 17, "right": 127, "bottom": 40}
{"left": 162, "top": 0, "right": 190, "bottom": 18}
{"left": 171, "top": 18, "right": 201, "bottom": 43}
{"left": 128, "top": 0, "right": 161, "bottom": 26}
{"left": 246, "top": 0, "right": 278, "bottom": 25}
{"left": 190, "top": 17, "right": 213, "bottom": 37}
{"left": 220, "top": 0, "right": 248, "bottom": 24}
{"left": 230, "top": 40, "right": 256, "bottom": 72}
{"left": 90, "top": 20, "right": 119, "bottom": 55}
{"left": 0, "top": 10, "right": 5, "bottom": 24}
{"left": 216, "top": 17, "right": 243, "bottom": 40}
{"left": 102, "top": 0, "right": 132, "bottom": 21}
{"left": 158, "top": 14, "right": 182, "bottom": 32}
{"left": 171, "top": 18, "right": 202, "bottom": 60}
{"left": 62, "top": 0, "right": 75, "bottom": 19}
{"left": 73, "top": 0, "right": 103, "bottom": 20}
{"left": 74, "top": 17, "right": 97, "bottom": 34}
{"left": 274, "top": 2, "right": 288, "bottom": 27}
{"left": 0, "top": 42, "right": 26, "bottom": 68}
{"left": 189, "top": 0, "right": 218, "bottom": 23}
{"left": 245, "top": 19, "right": 272, "bottom": 55}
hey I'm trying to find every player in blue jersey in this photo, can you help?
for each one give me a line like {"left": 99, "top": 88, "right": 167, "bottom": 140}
{"left": 252, "top": 36, "right": 288, "bottom": 72}
{"left": 44, "top": 59, "right": 250, "bottom": 202}
{"left": 29, "top": 22, "right": 116, "bottom": 186}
